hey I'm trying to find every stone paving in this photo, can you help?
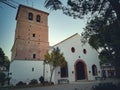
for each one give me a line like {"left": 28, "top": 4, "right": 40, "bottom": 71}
{"left": 10, "top": 84, "right": 95, "bottom": 90}
{"left": 2, "top": 79, "right": 120, "bottom": 90}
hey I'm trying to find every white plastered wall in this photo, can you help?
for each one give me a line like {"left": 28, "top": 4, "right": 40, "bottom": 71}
{"left": 9, "top": 60, "right": 50, "bottom": 85}
{"left": 50, "top": 34, "right": 101, "bottom": 84}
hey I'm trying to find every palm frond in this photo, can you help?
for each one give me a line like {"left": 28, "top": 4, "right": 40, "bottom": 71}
{"left": 44, "top": 0, "right": 62, "bottom": 10}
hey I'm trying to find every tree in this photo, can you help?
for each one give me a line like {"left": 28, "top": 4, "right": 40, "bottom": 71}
{"left": 0, "top": 48, "right": 10, "bottom": 70}
{"left": 44, "top": 0, "right": 120, "bottom": 20}
{"left": 4, "top": 56, "right": 10, "bottom": 70}
{"left": 44, "top": 47, "right": 67, "bottom": 83}
{"left": 0, "top": 72, "right": 6, "bottom": 86}
{"left": 44, "top": 0, "right": 62, "bottom": 10}
{"left": 0, "top": 48, "right": 5, "bottom": 65}
{"left": 81, "top": 16, "right": 120, "bottom": 77}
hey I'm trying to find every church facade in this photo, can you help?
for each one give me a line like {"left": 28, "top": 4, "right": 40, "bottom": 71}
{"left": 9, "top": 5, "right": 101, "bottom": 85}
{"left": 50, "top": 33, "right": 101, "bottom": 83}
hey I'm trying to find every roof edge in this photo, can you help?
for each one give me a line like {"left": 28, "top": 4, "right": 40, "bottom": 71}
{"left": 52, "top": 33, "right": 80, "bottom": 47}
{"left": 16, "top": 4, "right": 49, "bottom": 20}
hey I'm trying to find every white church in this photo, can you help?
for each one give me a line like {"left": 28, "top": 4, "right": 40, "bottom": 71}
{"left": 9, "top": 5, "right": 101, "bottom": 85}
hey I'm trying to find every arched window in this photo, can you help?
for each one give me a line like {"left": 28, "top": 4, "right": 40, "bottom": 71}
{"left": 92, "top": 65, "right": 98, "bottom": 76}
{"left": 60, "top": 65, "right": 68, "bottom": 78}
{"left": 28, "top": 12, "right": 33, "bottom": 20}
{"left": 36, "top": 15, "right": 40, "bottom": 22}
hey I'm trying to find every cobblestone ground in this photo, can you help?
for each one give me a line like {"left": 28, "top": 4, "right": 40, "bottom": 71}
{"left": 5, "top": 83, "right": 95, "bottom": 90}
{"left": 2, "top": 79, "right": 120, "bottom": 90}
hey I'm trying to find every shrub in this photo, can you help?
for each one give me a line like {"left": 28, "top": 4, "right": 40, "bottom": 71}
{"left": 39, "top": 76, "right": 44, "bottom": 84}
{"left": 92, "top": 83, "right": 117, "bottom": 90}
{"left": 29, "top": 79, "right": 38, "bottom": 85}
{"left": 16, "top": 81, "right": 26, "bottom": 86}
{"left": 51, "top": 82, "right": 54, "bottom": 85}
{"left": 117, "top": 82, "right": 120, "bottom": 90}
{"left": 0, "top": 72, "right": 6, "bottom": 86}
{"left": 44, "top": 81, "right": 54, "bottom": 85}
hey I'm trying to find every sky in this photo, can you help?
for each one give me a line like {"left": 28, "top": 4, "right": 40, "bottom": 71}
{"left": 0, "top": 0, "right": 87, "bottom": 60}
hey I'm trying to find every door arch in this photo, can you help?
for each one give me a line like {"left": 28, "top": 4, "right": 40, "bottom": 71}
{"left": 74, "top": 59, "right": 88, "bottom": 81}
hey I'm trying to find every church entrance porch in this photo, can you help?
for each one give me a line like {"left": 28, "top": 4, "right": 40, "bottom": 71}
{"left": 74, "top": 59, "right": 88, "bottom": 81}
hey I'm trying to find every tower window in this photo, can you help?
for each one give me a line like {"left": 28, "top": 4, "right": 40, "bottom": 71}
{"left": 33, "top": 54, "right": 36, "bottom": 59}
{"left": 32, "top": 34, "right": 35, "bottom": 37}
{"left": 28, "top": 12, "right": 33, "bottom": 20}
{"left": 36, "top": 15, "right": 40, "bottom": 22}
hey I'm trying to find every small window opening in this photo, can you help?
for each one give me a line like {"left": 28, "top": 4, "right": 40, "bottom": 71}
{"left": 32, "top": 68, "right": 34, "bottom": 72}
{"left": 71, "top": 47, "right": 75, "bottom": 53}
{"left": 33, "top": 54, "right": 36, "bottom": 59}
{"left": 33, "top": 34, "right": 35, "bottom": 37}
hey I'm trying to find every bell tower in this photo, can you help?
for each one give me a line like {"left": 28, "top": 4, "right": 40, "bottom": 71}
{"left": 11, "top": 5, "right": 49, "bottom": 60}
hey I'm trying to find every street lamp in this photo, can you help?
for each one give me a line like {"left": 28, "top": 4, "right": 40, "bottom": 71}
{"left": 43, "top": 60, "right": 45, "bottom": 80}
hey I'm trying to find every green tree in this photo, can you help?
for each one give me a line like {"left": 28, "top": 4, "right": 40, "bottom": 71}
{"left": 0, "top": 48, "right": 10, "bottom": 70}
{"left": 81, "top": 16, "right": 120, "bottom": 77}
{"left": 44, "top": 47, "right": 67, "bottom": 83}
{"left": 4, "top": 56, "right": 10, "bottom": 70}
{"left": 0, "top": 48, "right": 5, "bottom": 65}
{"left": 44, "top": 0, "right": 120, "bottom": 20}
{"left": 0, "top": 72, "right": 6, "bottom": 86}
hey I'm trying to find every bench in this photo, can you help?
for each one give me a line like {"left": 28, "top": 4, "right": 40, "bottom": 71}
{"left": 58, "top": 79, "right": 69, "bottom": 84}
{"left": 95, "top": 77, "right": 101, "bottom": 80}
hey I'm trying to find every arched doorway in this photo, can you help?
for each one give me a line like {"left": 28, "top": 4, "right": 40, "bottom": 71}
{"left": 74, "top": 60, "right": 88, "bottom": 81}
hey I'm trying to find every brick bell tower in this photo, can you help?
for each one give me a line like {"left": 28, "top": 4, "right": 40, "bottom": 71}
{"left": 11, "top": 5, "right": 49, "bottom": 60}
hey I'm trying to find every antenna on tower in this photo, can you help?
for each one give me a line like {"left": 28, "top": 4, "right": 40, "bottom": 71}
{"left": 32, "top": 2, "right": 34, "bottom": 7}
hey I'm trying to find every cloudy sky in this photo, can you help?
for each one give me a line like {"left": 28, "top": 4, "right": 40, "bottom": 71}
{"left": 0, "top": 0, "right": 87, "bottom": 60}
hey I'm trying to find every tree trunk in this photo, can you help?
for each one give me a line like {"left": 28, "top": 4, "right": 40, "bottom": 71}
{"left": 49, "top": 68, "right": 54, "bottom": 84}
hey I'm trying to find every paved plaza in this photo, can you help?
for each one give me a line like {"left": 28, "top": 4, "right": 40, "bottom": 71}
{"left": 6, "top": 79, "right": 119, "bottom": 90}
{"left": 0, "top": 79, "right": 119, "bottom": 90}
